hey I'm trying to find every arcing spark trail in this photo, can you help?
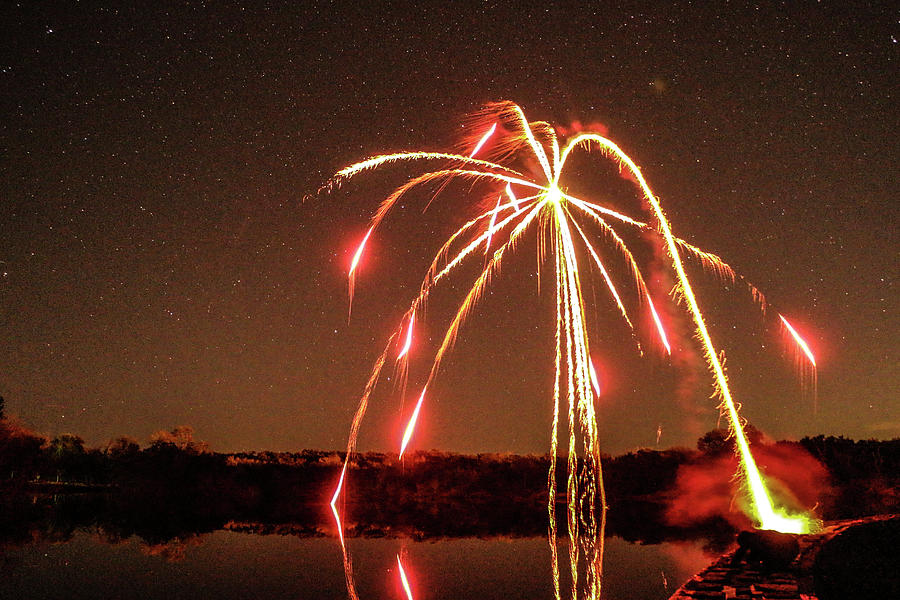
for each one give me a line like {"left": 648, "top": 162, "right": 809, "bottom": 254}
{"left": 321, "top": 102, "right": 816, "bottom": 599}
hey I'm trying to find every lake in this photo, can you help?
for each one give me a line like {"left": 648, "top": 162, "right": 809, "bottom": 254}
{"left": 0, "top": 526, "right": 718, "bottom": 599}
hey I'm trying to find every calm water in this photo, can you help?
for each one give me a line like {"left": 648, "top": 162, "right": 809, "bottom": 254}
{"left": 0, "top": 529, "right": 716, "bottom": 599}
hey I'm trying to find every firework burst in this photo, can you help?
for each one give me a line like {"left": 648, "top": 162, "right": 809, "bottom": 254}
{"left": 322, "top": 101, "right": 815, "bottom": 599}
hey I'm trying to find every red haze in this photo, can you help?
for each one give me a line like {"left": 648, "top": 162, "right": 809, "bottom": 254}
{"left": 665, "top": 442, "right": 830, "bottom": 530}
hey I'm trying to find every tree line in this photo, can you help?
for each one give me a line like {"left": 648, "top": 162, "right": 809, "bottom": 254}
{"left": 1, "top": 393, "right": 897, "bottom": 538}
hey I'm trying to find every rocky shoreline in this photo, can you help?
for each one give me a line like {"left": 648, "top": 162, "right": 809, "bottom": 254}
{"left": 669, "top": 514, "right": 899, "bottom": 600}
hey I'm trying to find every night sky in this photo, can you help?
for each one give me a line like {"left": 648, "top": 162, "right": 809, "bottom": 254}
{"left": 2, "top": 2, "right": 896, "bottom": 454}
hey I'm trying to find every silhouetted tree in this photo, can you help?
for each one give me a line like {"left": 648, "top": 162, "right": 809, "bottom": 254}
{"left": 698, "top": 424, "right": 764, "bottom": 456}
{"left": 149, "top": 426, "right": 209, "bottom": 454}
{"left": 46, "top": 433, "right": 87, "bottom": 481}
{"left": 0, "top": 419, "right": 45, "bottom": 481}
{"left": 49, "top": 433, "right": 85, "bottom": 457}
{"left": 698, "top": 429, "right": 730, "bottom": 455}
{"left": 105, "top": 436, "right": 140, "bottom": 458}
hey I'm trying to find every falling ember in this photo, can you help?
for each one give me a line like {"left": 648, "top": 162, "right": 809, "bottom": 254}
{"left": 505, "top": 182, "right": 520, "bottom": 211}
{"left": 349, "top": 227, "right": 373, "bottom": 277}
{"left": 347, "top": 227, "right": 375, "bottom": 314}
{"left": 778, "top": 313, "right": 818, "bottom": 413}
{"left": 330, "top": 461, "right": 348, "bottom": 547}
{"left": 469, "top": 122, "right": 497, "bottom": 158}
{"left": 399, "top": 388, "right": 426, "bottom": 459}
{"left": 397, "top": 311, "right": 415, "bottom": 360}
{"left": 484, "top": 195, "right": 503, "bottom": 253}
{"left": 397, "top": 555, "right": 414, "bottom": 600}
{"left": 321, "top": 101, "right": 818, "bottom": 599}
{"left": 588, "top": 360, "right": 601, "bottom": 397}
{"left": 779, "top": 314, "right": 816, "bottom": 367}
{"left": 646, "top": 294, "right": 672, "bottom": 355}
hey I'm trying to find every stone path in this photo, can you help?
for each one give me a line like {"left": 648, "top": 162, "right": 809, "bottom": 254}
{"left": 669, "top": 553, "right": 809, "bottom": 600}
{"left": 668, "top": 515, "right": 897, "bottom": 600}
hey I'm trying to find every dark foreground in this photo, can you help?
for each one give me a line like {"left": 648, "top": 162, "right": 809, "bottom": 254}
{"left": 670, "top": 514, "right": 900, "bottom": 600}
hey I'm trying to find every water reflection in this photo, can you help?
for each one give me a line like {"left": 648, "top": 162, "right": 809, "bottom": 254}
{"left": 1, "top": 529, "right": 717, "bottom": 600}
{"left": 0, "top": 493, "right": 727, "bottom": 599}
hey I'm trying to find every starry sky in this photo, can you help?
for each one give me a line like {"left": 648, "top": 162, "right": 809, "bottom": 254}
{"left": 1, "top": 1, "right": 896, "bottom": 454}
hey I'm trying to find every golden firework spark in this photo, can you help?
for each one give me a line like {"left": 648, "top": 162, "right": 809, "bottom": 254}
{"left": 323, "top": 102, "right": 816, "bottom": 599}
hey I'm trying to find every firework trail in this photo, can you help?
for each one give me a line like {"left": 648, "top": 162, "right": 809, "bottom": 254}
{"left": 399, "top": 388, "right": 427, "bottom": 460}
{"left": 397, "top": 555, "right": 415, "bottom": 600}
{"left": 330, "top": 459, "right": 359, "bottom": 600}
{"left": 330, "top": 462, "right": 348, "bottom": 547}
{"left": 322, "top": 101, "right": 815, "bottom": 599}
{"left": 779, "top": 316, "right": 816, "bottom": 367}
{"left": 779, "top": 314, "right": 818, "bottom": 411}
{"left": 588, "top": 360, "right": 601, "bottom": 398}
